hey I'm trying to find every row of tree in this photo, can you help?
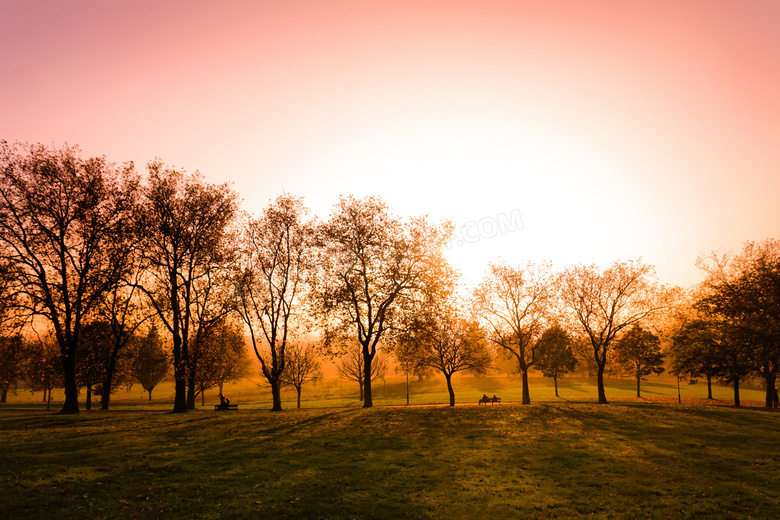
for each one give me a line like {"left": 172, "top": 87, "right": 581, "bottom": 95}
{"left": 1, "top": 142, "right": 777, "bottom": 413}
{"left": 669, "top": 240, "right": 780, "bottom": 407}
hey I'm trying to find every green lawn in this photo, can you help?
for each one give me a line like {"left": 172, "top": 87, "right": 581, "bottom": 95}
{"left": 4, "top": 373, "right": 767, "bottom": 411}
{"left": 2, "top": 400, "right": 780, "bottom": 519}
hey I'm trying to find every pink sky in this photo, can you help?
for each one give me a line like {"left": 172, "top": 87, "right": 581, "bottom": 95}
{"left": 2, "top": 0, "right": 779, "bottom": 288}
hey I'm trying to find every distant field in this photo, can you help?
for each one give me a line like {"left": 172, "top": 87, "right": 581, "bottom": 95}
{"left": 1, "top": 401, "right": 779, "bottom": 519}
{"left": 2, "top": 372, "right": 769, "bottom": 411}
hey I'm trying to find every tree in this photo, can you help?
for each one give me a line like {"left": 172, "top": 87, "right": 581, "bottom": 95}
{"left": 192, "top": 317, "right": 249, "bottom": 406}
{"left": 318, "top": 196, "right": 451, "bottom": 408}
{"left": 535, "top": 325, "right": 578, "bottom": 398}
{"left": 132, "top": 325, "right": 170, "bottom": 401}
{"left": 698, "top": 240, "right": 780, "bottom": 407}
{"left": 235, "top": 195, "right": 312, "bottom": 411}
{"left": 0, "top": 335, "right": 24, "bottom": 403}
{"left": 559, "top": 260, "right": 668, "bottom": 404}
{"left": 336, "top": 344, "right": 387, "bottom": 402}
{"left": 188, "top": 265, "right": 237, "bottom": 409}
{"left": 669, "top": 318, "right": 721, "bottom": 399}
{"left": 393, "top": 315, "right": 429, "bottom": 406}
{"left": 0, "top": 142, "right": 138, "bottom": 414}
{"left": 280, "top": 342, "right": 322, "bottom": 409}
{"left": 416, "top": 311, "right": 491, "bottom": 406}
{"left": 136, "top": 161, "right": 237, "bottom": 413}
{"left": 473, "top": 262, "right": 555, "bottom": 404}
{"left": 613, "top": 325, "right": 664, "bottom": 397}
{"left": 76, "top": 321, "right": 113, "bottom": 410}
{"left": 24, "top": 336, "right": 63, "bottom": 409}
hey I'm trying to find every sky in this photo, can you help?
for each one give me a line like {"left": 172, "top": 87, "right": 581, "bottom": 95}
{"left": 2, "top": 0, "right": 779, "bottom": 290}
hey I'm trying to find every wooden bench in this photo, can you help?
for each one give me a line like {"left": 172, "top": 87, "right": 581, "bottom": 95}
{"left": 214, "top": 404, "right": 238, "bottom": 411}
{"left": 478, "top": 396, "right": 501, "bottom": 405}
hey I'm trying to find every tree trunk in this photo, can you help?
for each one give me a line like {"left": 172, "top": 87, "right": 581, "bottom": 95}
{"left": 521, "top": 369, "right": 530, "bottom": 404}
{"left": 171, "top": 314, "right": 188, "bottom": 413}
{"left": 172, "top": 378, "right": 187, "bottom": 413}
{"left": 186, "top": 369, "right": 196, "bottom": 409}
{"left": 445, "top": 373, "right": 455, "bottom": 407}
{"left": 46, "top": 386, "right": 52, "bottom": 410}
{"left": 86, "top": 385, "right": 92, "bottom": 411}
{"left": 1, "top": 387, "right": 7, "bottom": 403}
{"left": 100, "top": 380, "right": 111, "bottom": 410}
{"left": 271, "top": 378, "right": 283, "bottom": 411}
{"left": 707, "top": 375, "right": 713, "bottom": 399}
{"left": 296, "top": 386, "right": 302, "bottom": 409}
{"left": 43, "top": 388, "right": 47, "bottom": 402}
{"left": 553, "top": 376, "right": 559, "bottom": 398}
{"left": 101, "top": 348, "right": 119, "bottom": 410}
{"left": 148, "top": 389, "right": 153, "bottom": 401}
{"left": 636, "top": 373, "right": 641, "bottom": 398}
{"left": 59, "top": 349, "right": 80, "bottom": 414}
{"left": 596, "top": 365, "right": 608, "bottom": 404}
{"left": 733, "top": 377, "right": 741, "bottom": 407}
{"left": 764, "top": 371, "right": 776, "bottom": 408}
{"left": 201, "top": 382, "right": 205, "bottom": 407}
{"left": 363, "top": 351, "right": 373, "bottom": 409}
{"left": 406, "top": 371, "right": 409, "bottom": 406}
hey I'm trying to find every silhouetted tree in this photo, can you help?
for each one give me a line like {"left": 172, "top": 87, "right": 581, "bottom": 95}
{"left": 24, "top": 336, "right": 63, "bottom": 409}
{"left": 559, "top": 260, "right": 668, "bottom": 404}
{"left": 0, "top": 142, "right": 138, "bottom": 413}
{"left": 318, "top": 196, "right": 451, "bottom": 408}
{"left": 136, "top": 162, "right": 237, "bottom": 413}
{"left": 76, "top": 321, "right": 112, "bottom": 410}
{"left": 188, "top": 265, "right": 237, "bottom": 409}
{"left": 93, "top": 266, "right": 152, "bottom": 410}
{"left": 473, "top": 262, "right": 555, "bottom": 404}
{"left": 0, "top": 334, "right": 24, "bottom": 403}
{"left": 698, "top": 239, "right": 780, "bottom": 407}
{"left": 193, "top": 317, "right": 249, "bottom": 406}
{"left": 132, "top": 325, "right": 169, "bottom": 401}
{"left": 613, "top": 325, "right": 664, "bottom": 397}
{"left": 535, "top": 325, "right": 578, "bottom": 397}
{"left": 670, "top": 318, "right": 720, "bottom": 399}
{"left": 280, "top": 342, "right": 322, "bottom": 409}
{"left": 336, "top": 344, "right": 387, "bottom": 402}
{"left": 235, "top": 195, "right": 312, "bottom": 411}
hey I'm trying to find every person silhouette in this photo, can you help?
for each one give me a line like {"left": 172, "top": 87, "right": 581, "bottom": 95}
{"left": 773, "top": 389, "right": 779, "bottom": 408}
{"left": 219, "top": 394, "right": 227, "bottom": 411}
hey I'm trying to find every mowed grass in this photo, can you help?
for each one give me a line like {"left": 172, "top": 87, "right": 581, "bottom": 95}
{"left": 4, "top": 372, "right": 768, "bottom": 411}
{"left": 2, "top": 402, "right": 780, "bottom": 519}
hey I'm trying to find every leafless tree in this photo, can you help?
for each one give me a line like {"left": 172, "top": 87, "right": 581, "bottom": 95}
{"left": 280, "top": 342, "right": 322, "bottom": 408}
{"left": 336, "top": 343, "right": 387, "bottom": 402}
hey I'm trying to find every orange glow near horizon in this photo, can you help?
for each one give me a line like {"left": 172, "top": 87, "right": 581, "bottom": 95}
{"left": 2, "top": 0, "right": 779, "bottom": 289}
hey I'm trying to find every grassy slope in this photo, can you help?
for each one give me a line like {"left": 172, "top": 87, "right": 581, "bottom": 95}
{"left": 2, "top": 402, "right": 780, "bottom": 519}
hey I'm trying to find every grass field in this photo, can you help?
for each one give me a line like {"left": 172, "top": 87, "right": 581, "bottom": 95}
{"left": 2, "top": 374, "right": 780, "bottom": 519}
{"left": 2, "top": 372, "right": 769, "bottom": 411}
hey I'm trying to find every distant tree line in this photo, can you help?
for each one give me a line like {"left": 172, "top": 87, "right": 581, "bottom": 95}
{"left": 1, "top": 142, "right": 778, "bottom": 413}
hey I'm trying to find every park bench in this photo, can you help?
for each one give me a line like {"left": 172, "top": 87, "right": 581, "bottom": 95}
{"left": 478, "top": 396, "right": 501, "bottom": 405}
{"left": 214, "top": 404, "right": 238, "bottom": 411}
